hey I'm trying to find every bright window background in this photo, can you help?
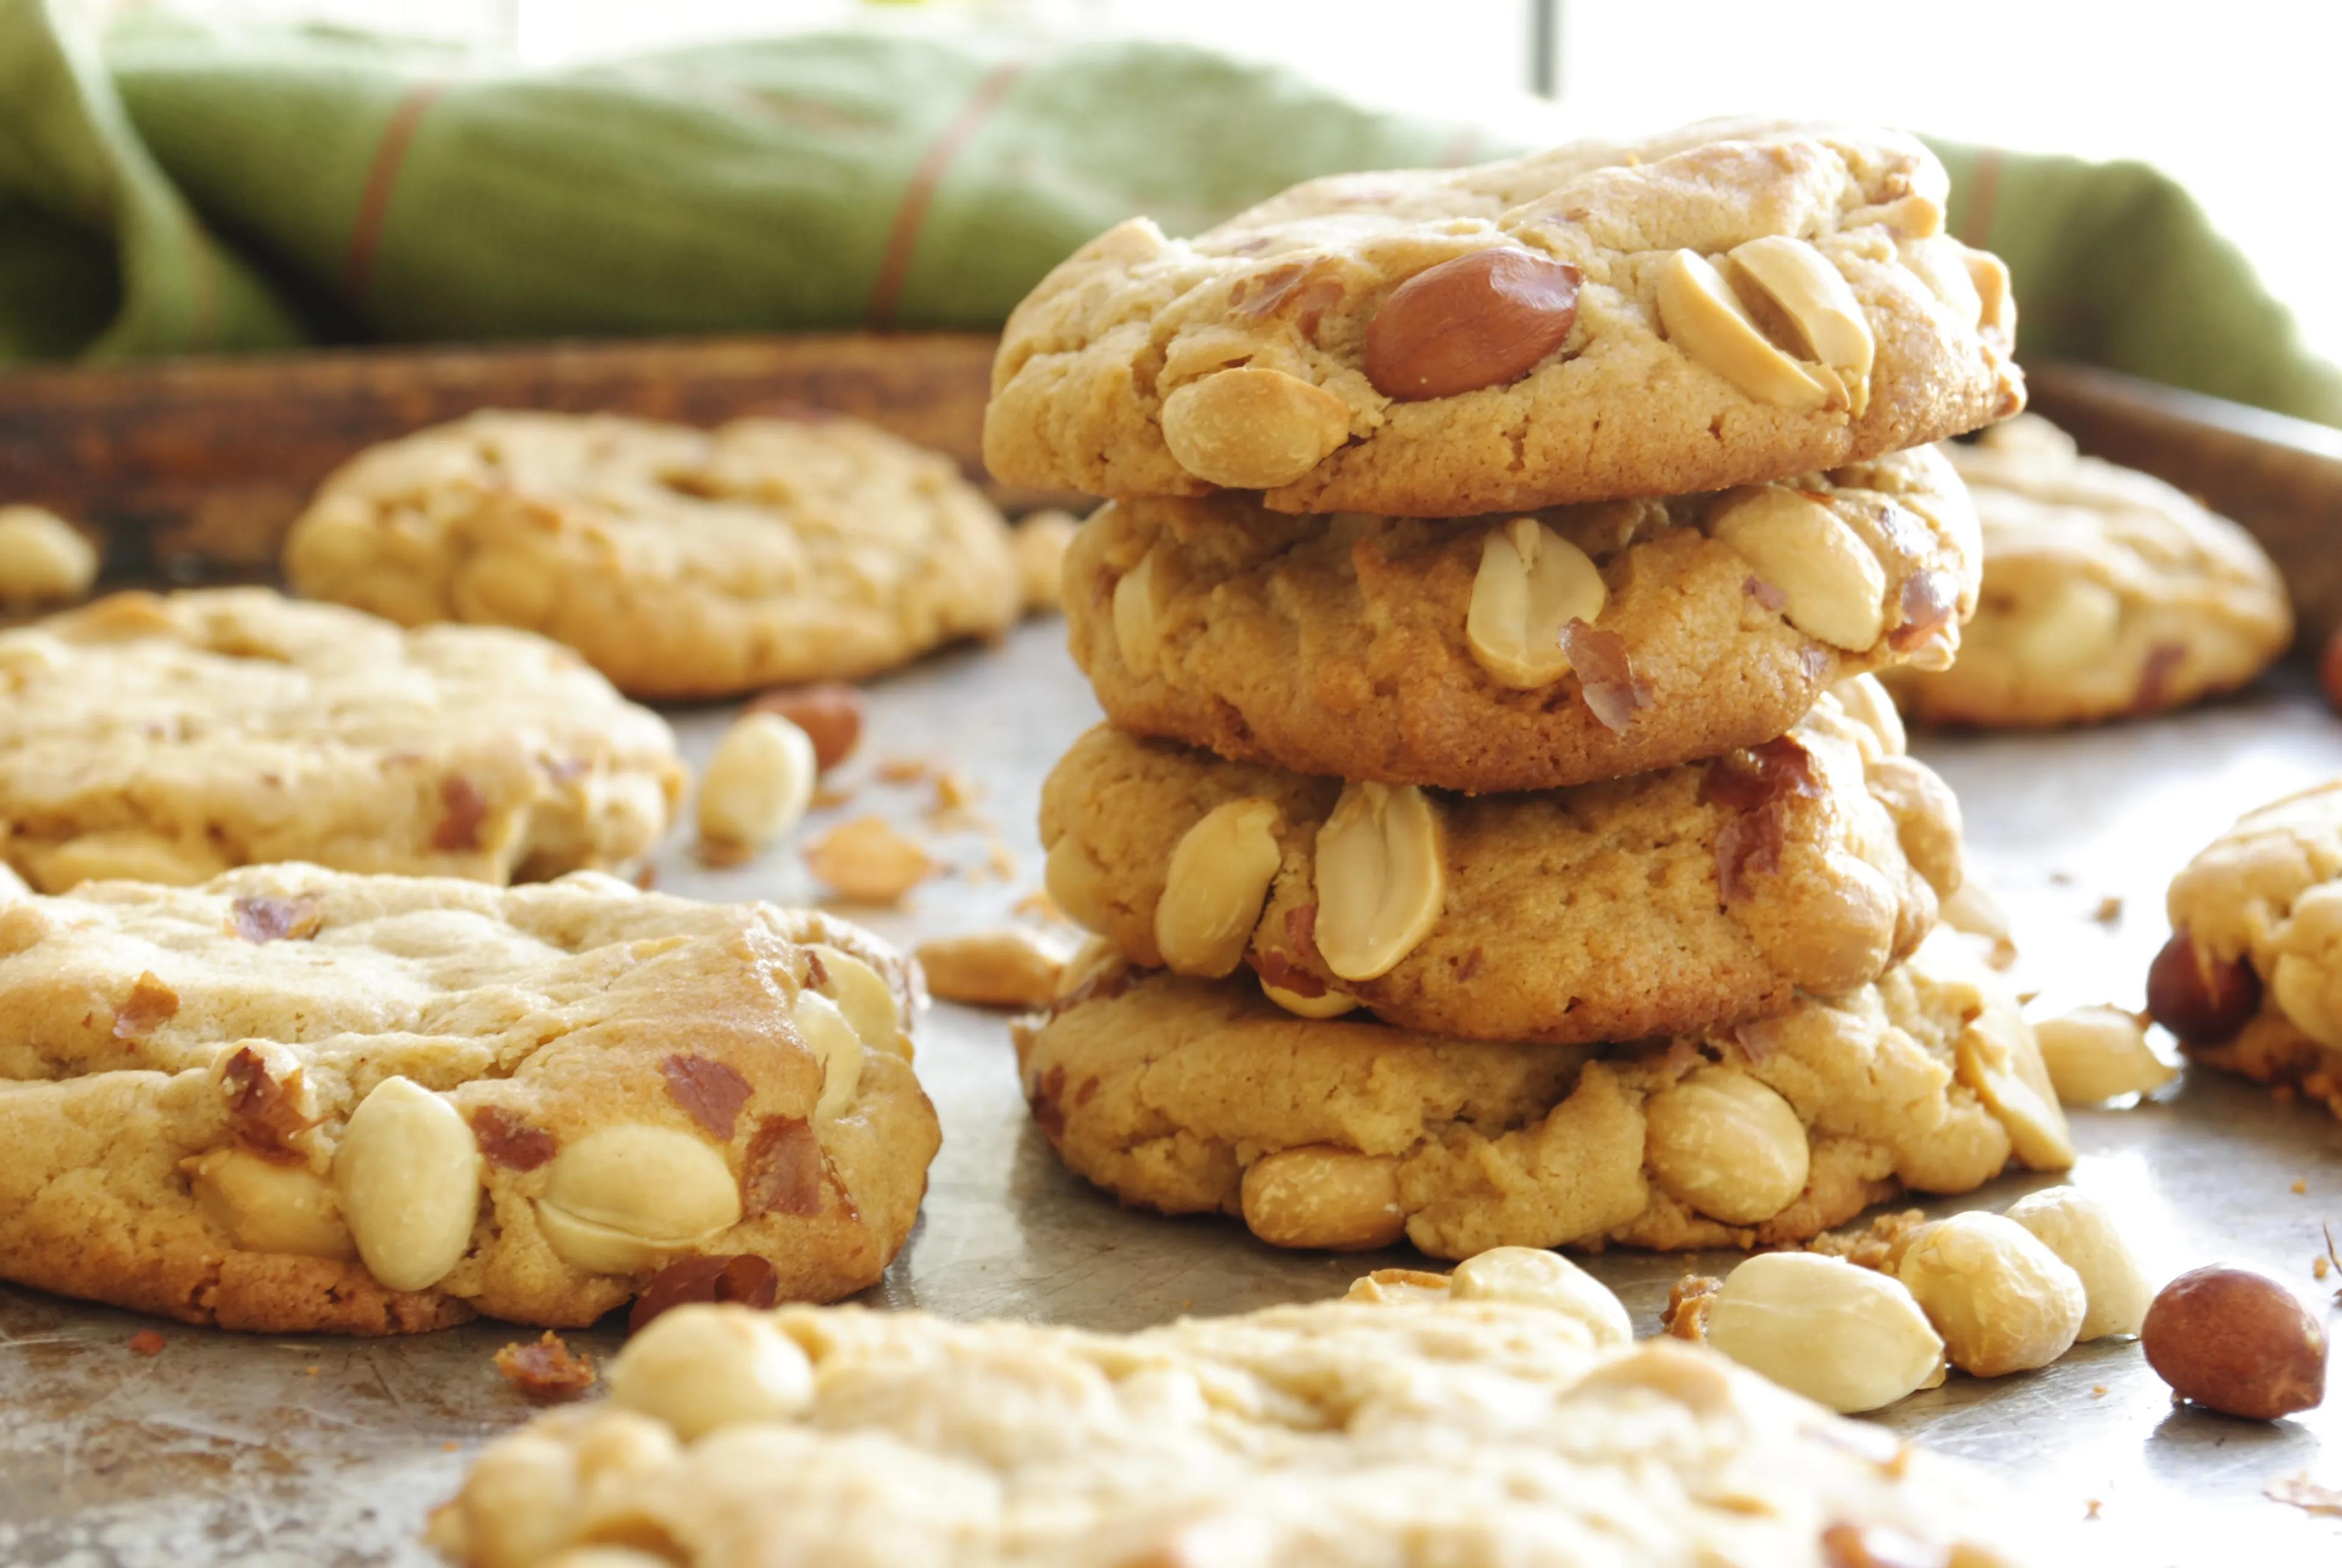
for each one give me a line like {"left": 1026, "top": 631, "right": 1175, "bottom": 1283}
{"left": 82, "top": 0, "right": 2342, "bottom": 363}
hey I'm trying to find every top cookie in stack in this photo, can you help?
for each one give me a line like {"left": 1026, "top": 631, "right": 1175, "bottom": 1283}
{"left": 995, "top": 121, "right": 2065, "bottom": 1259}
{"left": 986, "top": 117, "right": 2019, "bottom": 517}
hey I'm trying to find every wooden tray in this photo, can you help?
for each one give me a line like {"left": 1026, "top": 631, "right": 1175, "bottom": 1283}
{"left": 0, "top": 332, "right": 1022, "bottom": 572}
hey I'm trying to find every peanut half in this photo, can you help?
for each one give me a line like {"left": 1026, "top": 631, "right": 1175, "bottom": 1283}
{"left": 189, "top": 1147, "right": 356, "bottom": 1261}
{"left": 1727, "top": 236, "right": 1875, "bottom": 417}
{"left": 1464, "top": 517, "right": 1608, "bottom": 689}
{"left": 1710, "top": 487, "right": 1888, "bottom": 651}
{"left": 2033, "top": 1006, "right": 2175, "bottom": 1104}
{"left": 1702, "top": 1251, "right": 1946, "bottom": 1414}
{"left": 1312, "top": 781, "right": 1445, "bottom": 981}
{"left": 1155, "top": 798, "right": 1283, "bottom": 977}
{"left": 1655, "top": 249, "right": 1838, "bottom": 409}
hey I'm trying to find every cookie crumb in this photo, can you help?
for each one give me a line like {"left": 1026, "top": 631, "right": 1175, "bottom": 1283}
{"left": 2293, "top": 1179, "right": 2308, "bottom": 1196}
{"left": 803, "top": 816, "right": 935, "bottom": 905}
{"left": 2083, "top": 1498, "right": 2102, "bottom": 1520}
{"left": 304, "top": 1365, "right": 320, "bottom": 1376}
{"left": 442, "top": 1439, "right": 460, "bottom": 1453}
{"left": 127, "top": 1330, "right": 166, "bottom": 1357}
{"left": 933, "top": 768, "right": 980, "bottom": 813}
{"left": 493, "top": 1331, "right": 598, "bottom": 1402}
{"left": 2092, "top": 895, "right": 2122, "bottom": 923}
{"left": 2315, "top": 1255, "right": 2331, "bottom": 1282}
{"left": 1660, "top": 1275, "right": 1721, "bottom": 1341}
{"left": 2090, "top": 1383, "right": 2108, "bottom": 1397}
{"left": 1014, "top": 889, "right": 1065, "bottom": 923}
{"left": 811, "top": 783, "right": 854, "bottom": 810}
{"left": 1806, "top": 1209, "right": 1927, "bottom": 1272}
{"left": 875, "top": 756, "right": 929, "bottom": 785}
{"left": 632, "top": 863, "right": 658, "bottom": 890}
{"left": 2267, "top": 1473, "right": 2342, "bottom": 1517}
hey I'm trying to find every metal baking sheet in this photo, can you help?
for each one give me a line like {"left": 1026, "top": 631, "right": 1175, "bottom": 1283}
{"left": 4, "top": 620, "right": 2339, "bottom": 1565}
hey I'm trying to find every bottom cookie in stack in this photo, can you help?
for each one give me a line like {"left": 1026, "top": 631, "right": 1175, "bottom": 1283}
{"left": 1016, "top": 928, "right": 2070, "bottom": 1259}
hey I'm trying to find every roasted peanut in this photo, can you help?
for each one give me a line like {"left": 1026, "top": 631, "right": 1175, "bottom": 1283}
{"left": 0, "top": 506, "right": 97, "bottom": 605}
{"left": 1464, "top": 517, "right": 1608, "bottom": 688}
{"left": 1239, "top": 1145, "right": 1405, "bottom": 1251}
{"left": 1655, "top": 249, "right": 1836, "bottom": 409}
{"left": 745, "top": 683, "right": 862, "bottom": 772}
{"left": 1363, "top": 248, "right": 1581, "bottom": 401}
{"left": 698, "top": 712, "right": 817, "bottom": 852}
{"left": 1642, "top": 1069, "right": 1811, "bottom": 1225}
{"left": 535, "top": 1125, "right": 743, "bottom": 1275}
{"left": 2142, "top": 1265, "right": 2327, "bottom": 1420}
{"left": 1448, "top": 1246, "right": 1631, "bottom": 1347}
{"left": 2033, "top": 1006, "right": 2175, "bottom": 1104}
{"left": 333, "top": 1075, "right": 482, "bottom": 1292}
{"left": 2003, "top": 1187, "right": 2152, "bottom": 1341}
{"left": 1161, "top": 367, "right": 1350, "bottom": 488}
{"left": 1312, "top": 781, "right": 1444, "bottom": 981}
{"left": 1710, "top": 487, "right": 1887, "bottom": 651}
{"left": 1155, "top": 798, "right": 1282, "bottom": 976}
{"left": 1727, "top": 237, "right": 1874, "bottom": 415}
{"left": 1702, "top": 1252, "right": 1945, "bottom": 1414}
{"left": 607, "top": 1303, "right": 814, "bottom": 1440}
{"left": 1896, "top": 1212, "right": 2086, "bottom": 1376}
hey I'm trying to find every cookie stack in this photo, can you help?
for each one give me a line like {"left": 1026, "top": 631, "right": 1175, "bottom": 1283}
{"left": 990, "top": 118, "right": 2075, "bottom": 1258}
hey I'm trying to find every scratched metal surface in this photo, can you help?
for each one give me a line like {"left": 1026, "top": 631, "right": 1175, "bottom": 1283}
{"left": 2, "top": 618, "right": 2339, "bottom": 1566}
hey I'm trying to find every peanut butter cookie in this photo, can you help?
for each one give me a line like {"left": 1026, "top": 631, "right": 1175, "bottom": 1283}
{"left": 986, "top": 118, "right": 2021, "bottom": 515}
{"left": 1069, "top": 445, "right": 1977, "bottom": 792}
{"left": 1017, "top": 929, "right": 2069, "bottom": 1261}
{"left": 285, "top": 410, "right": 1022, "bottom": 699}
{"left": 1040, "top": 679, "right": 1960, "bottom": 1045}
{"left": 1885, "top": 417, "right": 2291, "bottom": 726}
{"left": 0, "top": 589, "right": 682, "bottom": 892}
{"left": 0, "top": 865, "right": 936, "bottom": 1332}
{"left": 430, "top": 1248, "right": 2035, "bottom": 1567}
{"left": 2154, "top": 781, "right": 2342, "bottom": 1119}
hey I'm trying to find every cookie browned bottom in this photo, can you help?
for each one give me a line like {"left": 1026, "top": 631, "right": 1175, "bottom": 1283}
{"left": 1069, "top": 447, "right": 1977, "bottom": 793}
{"left": 0, "top": 866, "right": 938, "bottom": 1333}
{"left": 1041, "top": 679, "right": 1960, "bottom": 1046}
{"left": 1014, "top": 933, "right": 2071, "bottom": 1261}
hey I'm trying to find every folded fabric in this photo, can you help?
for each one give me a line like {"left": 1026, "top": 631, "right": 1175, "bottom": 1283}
{"left": 4, "top": 2, "right": 2337, "bottom": 429}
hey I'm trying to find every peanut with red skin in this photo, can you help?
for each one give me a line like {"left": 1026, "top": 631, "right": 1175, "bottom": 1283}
{"left": 2142, "top": 1265, "right": 2327, "bottom": 1420}
{"left": 2146, "top": 929, "right": 2261, "bottom": 1044}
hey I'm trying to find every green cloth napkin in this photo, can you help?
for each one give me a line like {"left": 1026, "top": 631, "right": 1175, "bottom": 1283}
{"left": 5, "top": 0, "right": 2339, "bottom": 429}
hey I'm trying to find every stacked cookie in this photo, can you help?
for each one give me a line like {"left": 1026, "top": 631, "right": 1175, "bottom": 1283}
{"left": 992, "top": 118, "right": 2072, "bottom": 1258}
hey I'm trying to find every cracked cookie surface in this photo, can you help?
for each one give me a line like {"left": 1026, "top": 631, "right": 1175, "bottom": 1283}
{"left": 1017, "top": 930, "right": 2069, "bottom": 1261}
{"left": 1884, "top": 417, "right": 2291, "bottom": 727}
{"left": 430, "top": 1248, "right": 2034, "bottom": 1567}
{"left": 0, "top": 589, "right": 683, "bottom": 892}
{"left": 285, "top": 410, "right": 1022, "bottom": 700}
{"left": 0, "top": 865, "right": 937, "bottom": 1333}
{"left": 1040, "top": 680, "right": 1960, "bottom": 1045}
{"left": 986, "top": 118, "right": 2021, "bottom": 515}
{"left": 1069, "top": 445, "right": 1977, "bottom": 792}
{"left": 2160, "top": 781, "right": 2342, "bottom": 1119}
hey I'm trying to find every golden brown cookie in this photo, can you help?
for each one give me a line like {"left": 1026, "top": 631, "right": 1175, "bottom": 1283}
{"left": 1040, "top": 679, "right": 1960, "bottom": 1045}
{"left": 1017, "top": 929, "right": 2070, "bottom": 1261}
{"left": 0, "top": 588, "right": 682, "bottom": 892}
{"left": 0, "top": 865, "right": 936, "bottom": 1333}
{"left": 284, "top": 410, "right": 1022, "bottom": 699}
{"left": 1885, "top": 416, "right": 2293, "bottom": 726}
{"left": 2154, "top": 781, "right": 2342, "bottom": 1119}
{"left": 429, "top": 1249, "right": 2035, "bottom": 1567}
{"left": 1070, "top": 446, "right": 1977, "bottom": 792}
{"left": 986, "top": 118, "right": 2021, "bottom": 515}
